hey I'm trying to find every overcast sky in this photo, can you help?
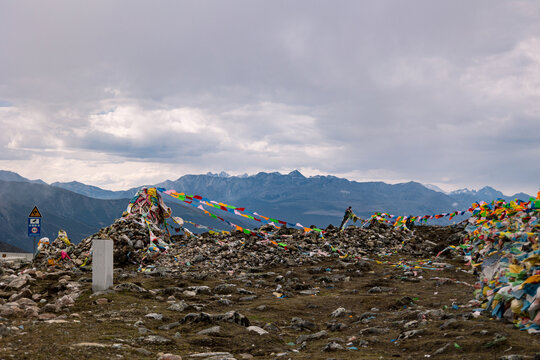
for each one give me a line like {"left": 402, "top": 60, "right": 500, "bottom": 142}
{"left": 1, "top": 1, "right": 539, "bottom": 195}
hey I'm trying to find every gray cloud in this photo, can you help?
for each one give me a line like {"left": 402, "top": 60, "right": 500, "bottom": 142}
{"left": 0, "top": 0, "right": 539, "bottom": 195}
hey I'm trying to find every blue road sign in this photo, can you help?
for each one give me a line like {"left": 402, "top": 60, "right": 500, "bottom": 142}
{"left": 28, "top": 217, "right": 41, "bottom": 237}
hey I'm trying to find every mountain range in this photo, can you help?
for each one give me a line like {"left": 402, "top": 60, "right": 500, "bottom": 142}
{"left": 0, "top": 169, "right": 533, "bottom": 252}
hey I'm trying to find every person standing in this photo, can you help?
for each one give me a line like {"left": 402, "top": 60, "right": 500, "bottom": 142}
{"left": 339, "top": 206, "right": 354, "bottom": 231}
{"left": 405, "top": 215, "right": 414, "bottom": 230}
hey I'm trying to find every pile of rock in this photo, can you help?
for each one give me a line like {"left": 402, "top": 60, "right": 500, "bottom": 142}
{"left": 0, "top": 262, "right": 83, "bottom": 321}
{"left": 31, "top": 213, "right": 466, "bottom": 273}
{"left": 34, "top": 187, "right": 179, "bottom": 269}
{"left": 71, "top": 217, "right": 165, "bottom": 266}
{"left": 33, "top": 217, "right": 171, "bottom": 269}
{"left": 93, "top": 221, "right": 464, "bottom": 273}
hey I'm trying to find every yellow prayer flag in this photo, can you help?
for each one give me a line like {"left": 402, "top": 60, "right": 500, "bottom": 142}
{"left": 509, "top": 264, "right": 524, "bottom": 273}
{"left": 520, "top": 274, "right": 540, "bottom": 288}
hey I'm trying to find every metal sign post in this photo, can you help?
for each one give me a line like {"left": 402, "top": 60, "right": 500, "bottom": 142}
{"left": 28, "top": 206, "right": 42, "bottom": 259}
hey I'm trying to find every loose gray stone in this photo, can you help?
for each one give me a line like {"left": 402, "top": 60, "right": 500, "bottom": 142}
{"left": 168, "top": 300, "right": 189, "bottom": 312}
{"left": 187, "top": 286, "right": 212, "bottom": 295}
{"left": 484, "top": 334, "right": 507, "bottom": 348}
{"left": 189, "top": 352, "right": 234, "bottom": 358}
{"left": 358, "top": 312, "right": 377, "bottom": 320}
{"left": 247, "top": 325, "right": 268, "bottom": 335}
{"left": 440, "top": 318, "right": 458, "bottom": 329}
{"left": 16, "top": 298, "right": 37, "bottom": 308}
{"left": 138, "top": 327, "right": 151, "bottom": 334}
{"left": 0, "top": 324, "right": 10, "bottom": 336}
{"left": 159, "top": 322, "right": 181, "bottom": 330}
{"left": 322, "top": 341, "right": 344, "bottom": 351}
{"left": 212, "top": 311, "right": 250, "bottom": 326}
{"left": 360, "top": 327, "right": 389, "bottom": 335}
{"left": 55, "top": 295, "right": 75, "bottom": 308}
{"left": 396, "top": 329, "right": 426, "bottom": 341}
{"left": 418, "top": 309, "right": 445, "bottom": 320}
{"left": 197, "top": 326, "right": 221, "bottom": 335}
{"left": 181, "top": 311, "right": 250, "bottom": 327}
{"left": 296, "top": 330, "right": 328, "bottom": 344}
{"left": 145, "top": 312, "right": 164, "bottom": 321}
{"left": 213, "top": 284, "right": 237, "bottom": 294}
{"left": 192, "top": 255, "right": 206, "bottom": 264}
{"left": 141, "top": 335, "right": 173, "bottom": 344}
{"left": 218, "top": 299, "right": 233, "bottom": 306}
{"left": 291, "top": 317, "right": 318, "bottom": 331}
{"left": 331, "top": 307, "right": 352, "bottom": 317}
{"left": 299, "top": 289, "right": 319, "bottom": 295}
{"left": 158, "top": 354, "right": 183, "bottom": 360}
{"left": 9, "top": 288, "right": 32, "bottom": 302}
{"left": 433, "top": 342, "right": 451, "bottom": 356}
{"left": 367, "top": 286, "right": 394, "bottom": 294}
{"left": 404, "top": 320, "right": 418, "bottom": 329}
{"left": 7, "top": 276, "right": 29, "bottom": 290}
{"left": 237, "top": 288, "right": 255, "bottom": 295}
{"left": 113, "top": 282, "right": 147, "bottom": 293}
{"left": 326, "top": 322, "right": 346, "bottom": 332}
{"left": 133, "top": 347, "right": 152, "bottom": 356}
{"left": 263, "top": 323, "right": 280, "bottom": 333}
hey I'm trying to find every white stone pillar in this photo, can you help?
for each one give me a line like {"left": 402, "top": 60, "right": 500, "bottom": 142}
{"left": 92, "top": 239, "right": 113, "bottom": 292}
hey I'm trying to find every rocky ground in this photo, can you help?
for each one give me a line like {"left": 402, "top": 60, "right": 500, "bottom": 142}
{"left": 1, "top": 224, "right": 540, "bottom": 360}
